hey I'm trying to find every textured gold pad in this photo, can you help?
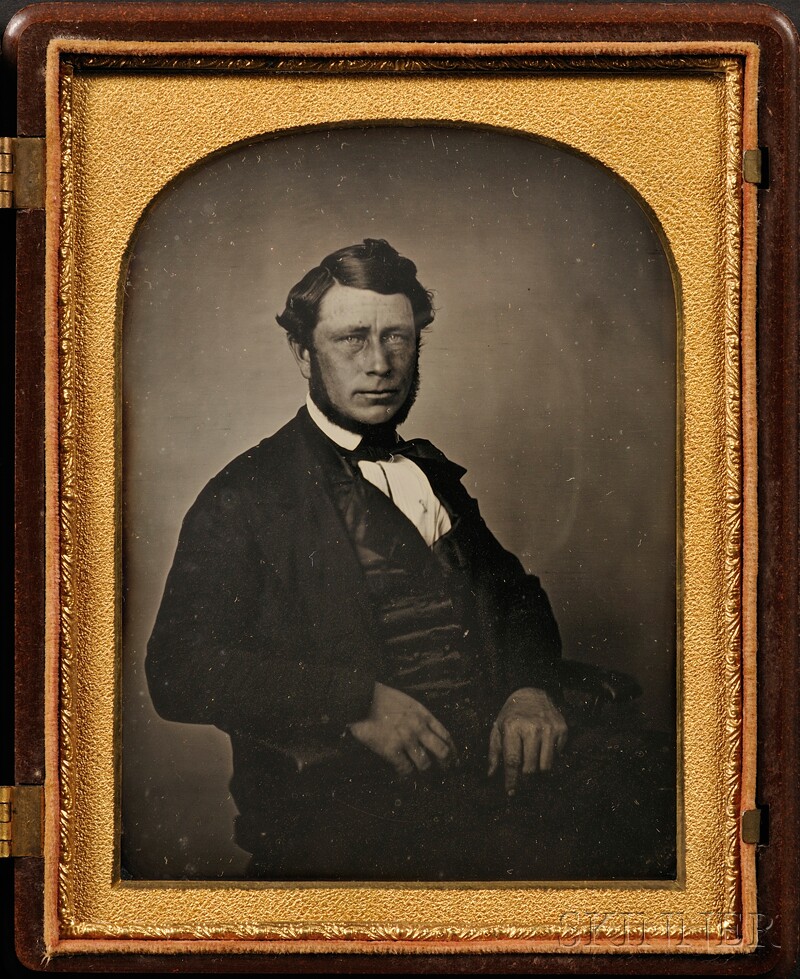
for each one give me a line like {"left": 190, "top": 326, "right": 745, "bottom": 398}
{"left": 44, "top": 40, "right": 758, "bottom": 954}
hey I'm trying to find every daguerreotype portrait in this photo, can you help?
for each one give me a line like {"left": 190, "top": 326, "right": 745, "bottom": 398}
{"left": 120, "top": 127, "right": 677, "bottom": 883}
{"left": 11, "top": 0, "right": 799, "bottom": 966}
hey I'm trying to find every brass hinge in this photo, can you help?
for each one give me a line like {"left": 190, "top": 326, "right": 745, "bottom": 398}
{"left": 0, "top": 785, "right": 44, "bottom": 857}
{"left": 743, "top": 148, "right": 765, "bottom": 186}
{"left": 741, "top": 807, "right": 764, "bottom": 845}
{"left": 0, "top": 137, "right": 46, "bottom": 209}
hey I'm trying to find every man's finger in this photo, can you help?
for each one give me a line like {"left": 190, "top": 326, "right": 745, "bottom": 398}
{"left": 538, "top": 728, "right": 556, "bottom": 771}
{"left": 392, "top": 752, "right": 414, "bottom": 777}
{"left": 487, "top": 724, "right": 502, "bottom": 777}
{"left": 419, "top": 727, "right": 453, "bottom": 766}
{"left": 555, "top": 726, "right": 569, "bottom": 752}
{"left": 522, "top": 727, "right": 543, "bottom": 774}
{"left": 502, "top": 726, "right": 523, "bottom": 796}
{"left": 406, "top": 742, "right": 432, "bottom": 772}
{"left": 427, "top": 716, "right": 458, "bottom": 760}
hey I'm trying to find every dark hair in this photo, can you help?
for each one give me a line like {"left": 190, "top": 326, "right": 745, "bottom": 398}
{"left": 276, "top": 238, "right": 434, "bottom": 347}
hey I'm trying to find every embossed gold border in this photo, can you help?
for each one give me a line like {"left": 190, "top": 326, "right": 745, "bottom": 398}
{"left": 43, "top": 40, "right": 759, "bottom": 955}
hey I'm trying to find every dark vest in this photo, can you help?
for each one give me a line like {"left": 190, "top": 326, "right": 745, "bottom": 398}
{"left": 330, "top": 457, "right": 491, "bottom": 757}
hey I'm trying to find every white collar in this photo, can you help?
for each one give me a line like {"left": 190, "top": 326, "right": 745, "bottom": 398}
{"left": 306, "top": 395, "right": 362, "bottom": 451}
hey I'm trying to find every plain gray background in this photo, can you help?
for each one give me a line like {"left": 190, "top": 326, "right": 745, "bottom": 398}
{"left": 121, "top": 125, "right": 677, "bottom": 879}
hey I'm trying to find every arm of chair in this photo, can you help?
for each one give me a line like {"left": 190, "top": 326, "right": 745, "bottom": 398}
{"left": 558, "top": 659, "right": 643, "bottom": 703}
{"left": 556, "top": 659, "right": 643, "bottom": 724}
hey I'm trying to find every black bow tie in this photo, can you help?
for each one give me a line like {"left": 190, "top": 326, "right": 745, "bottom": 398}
{"left": 344, "top": 432, "right": 425, "bottom": 464}
{"left": 324, "top": 427, "right": 468, "bottom": 498}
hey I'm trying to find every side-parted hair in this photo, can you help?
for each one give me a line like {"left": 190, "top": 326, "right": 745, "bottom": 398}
{"left": 276, "top": 238, "right": 435, "bottom": 347}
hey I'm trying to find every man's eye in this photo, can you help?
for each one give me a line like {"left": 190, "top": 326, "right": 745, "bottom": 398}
{"left": 339, "top": 334, "right": 364, "bottom": 345}
{"left": 384, "top": 332, "right": 409, "bottom": 344}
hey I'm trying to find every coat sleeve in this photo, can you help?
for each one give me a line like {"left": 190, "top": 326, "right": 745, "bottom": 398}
{"left": 145, "top": 475, "right": 376, "bottom": 741}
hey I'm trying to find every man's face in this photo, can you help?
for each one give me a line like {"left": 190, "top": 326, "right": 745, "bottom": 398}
{"left": 291, "top": 283, "right": 419, "bottom": 428}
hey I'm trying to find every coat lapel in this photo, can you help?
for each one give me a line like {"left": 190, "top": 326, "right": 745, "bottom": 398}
{"left": 270, "top": 409, "right": 381, "bottom": 651}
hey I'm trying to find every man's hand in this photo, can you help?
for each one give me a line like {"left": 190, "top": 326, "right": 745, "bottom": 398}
{"left": 488, "top": 687, "right": 568, "bottom": 796}
{"left": 349, "top": 682, "right": 458, "bottom": 777}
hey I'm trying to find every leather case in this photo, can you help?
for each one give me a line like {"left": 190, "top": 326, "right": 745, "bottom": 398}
{"left": 3, "top": 2, "right": 798, "bottom": 972}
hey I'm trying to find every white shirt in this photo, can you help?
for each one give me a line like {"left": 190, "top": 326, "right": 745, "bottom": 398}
{"left": 306, "top": 396, "right": 452, "bottom": 547}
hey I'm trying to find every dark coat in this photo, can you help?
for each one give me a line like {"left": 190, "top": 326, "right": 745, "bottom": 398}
{"left": 146, "top": 407, "right": 562, "bottom": 762}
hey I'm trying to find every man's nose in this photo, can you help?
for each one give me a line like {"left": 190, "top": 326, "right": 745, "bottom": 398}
{"left": 363, "top": 337, "right": 391, "bottom": 375}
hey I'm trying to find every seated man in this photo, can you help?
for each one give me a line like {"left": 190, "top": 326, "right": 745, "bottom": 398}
{"left": 146, "top": 238, "right": 673, "bottom": 881}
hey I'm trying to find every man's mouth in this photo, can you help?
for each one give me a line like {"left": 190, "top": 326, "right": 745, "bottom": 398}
{"left": 357, "top": 389, "right": 399, "bottom": 400}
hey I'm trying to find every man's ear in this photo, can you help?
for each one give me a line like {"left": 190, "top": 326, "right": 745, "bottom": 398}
{"left": 287, "top": 336, "right": 313, "bottom": 380}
